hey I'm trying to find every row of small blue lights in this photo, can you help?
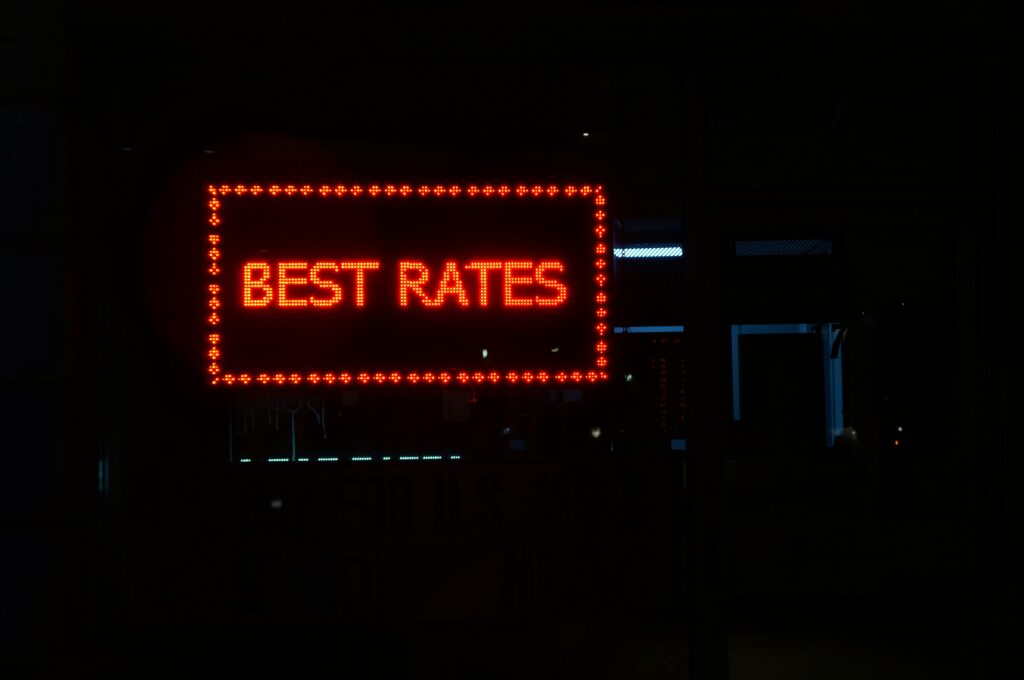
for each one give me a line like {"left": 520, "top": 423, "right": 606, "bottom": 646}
{"left": 613, "top": 245, "right": 683, "bottom": 259}
{"left": 238, "top": 454, "right": 462, "bottom": 463}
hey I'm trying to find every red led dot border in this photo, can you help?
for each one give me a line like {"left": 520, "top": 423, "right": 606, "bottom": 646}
{"left": 206, "top": 183, "right": 610, "bottom": 386}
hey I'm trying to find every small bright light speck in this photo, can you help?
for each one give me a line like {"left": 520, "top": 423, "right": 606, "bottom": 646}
{"left": 270, "top": 499, "right": 283, "bottom": 510}
{"left": 590, "top": 427, "right": 602, "bottom": 439}
{"left": 481, "top": 348, "right": 488, "bottom": 359}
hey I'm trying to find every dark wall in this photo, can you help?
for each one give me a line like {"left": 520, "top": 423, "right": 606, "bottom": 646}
{"left": 1, "top": 1, "right": 1018, "bottom": 678}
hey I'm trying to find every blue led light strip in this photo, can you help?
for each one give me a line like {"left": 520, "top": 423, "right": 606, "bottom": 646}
{"left": 613, "top": 245, "right": 683, "bottom": 259}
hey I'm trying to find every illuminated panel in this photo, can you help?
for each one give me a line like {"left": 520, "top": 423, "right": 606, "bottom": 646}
{"left": 206, "top": 182, "right": 609, "bottom": 386}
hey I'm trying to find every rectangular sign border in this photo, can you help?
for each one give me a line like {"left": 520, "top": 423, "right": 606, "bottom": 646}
{"left": 205, "top": 182, "right": 610, "bottom": 387}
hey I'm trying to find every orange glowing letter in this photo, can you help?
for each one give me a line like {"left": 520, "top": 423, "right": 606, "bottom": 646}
{"left": 338, "top": 261, "right": 381, "bottom": 307}
{"left": 399, "top": 261, "right": 431, "bottom": 306}
{"left": 309, "top": 262, "right": 342, "bottom": 307}
{"left": 433, "top": 261, "right": 470, "bottom": 307}
{"left": 503, "top": 261, "right": 535, "bottom": 307}
{"left": 242, "top": 262, "right": 273, "bottom": 307}
{"left": 277, "top": 262, "right": 309, "bottom": 307}
{"left": 464, "top": 261, "right": 502, "bottom": 307}
{"left": 535, "top": 260, "right": 568, "bottom": 307}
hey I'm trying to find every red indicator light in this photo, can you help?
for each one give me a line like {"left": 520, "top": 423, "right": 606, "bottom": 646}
{"left": 530, "top": 185, "right": 543, "bottom": 197}
{"left": 358, "top": 372, "right": 370, "bottom": 384}
{"left": 300, "top": 185, "right": 313, "bottom": 196}
{"left": 369, "top": 185, "right": 382, "bottom": 197}
{"left": 334, "top": 185, "right": 347, "bottom": 196}
{"left": 350, "top": 185, "right": 363, "bottom": 197}
{"left": 250, "top": 185, "right": 263, "bottom": 196}
{"left": 546, "top": 185, "right": 558, "bottom": 197}
{"left": 340, "top": 373, "right": 353, "bottom": 384}
{"left": 384, "top": 185, "right": 397, "bottom": 196}
{"left": 309, "top": 262, "right": 343, "bottom": 307}
{"left": 284, "top": 185, "right": 297, "bottom": 196}
{"left": 269, "top": 185, "right": 281, "bottom": 196}
{"left": 319, "top": 185, "right": 331, "bottom": 196}
{"left": 464, "top": 261, "right": 502, "bottom": 307}
{"left": 433, "top": 261, "right": 471, "bottom": 307}
{"left": 399, "top": 185, "right": 412, "bottom": 196}
{"left": 498, "top": 185, "right": 510, "bottom": 196}
{"left": 467, "top": 185, "right": 480, "bottom": 196}
{"left": 516, "top": 185, "right": 527, "bottom": 197}
{"left": 503, "top": 261, "right": 535, "bottom": 307}
{"left": 482, "top": 186, "right": 495, "bottom": 196}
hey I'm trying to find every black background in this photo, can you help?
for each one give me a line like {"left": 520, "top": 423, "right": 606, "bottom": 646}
{"left": 1, "top": 1, "right": 1019, "bottom": 679}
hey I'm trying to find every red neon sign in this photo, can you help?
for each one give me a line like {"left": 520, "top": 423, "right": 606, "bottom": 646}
{"left": 206, "top": 183, "right": 610, "bottom": 386}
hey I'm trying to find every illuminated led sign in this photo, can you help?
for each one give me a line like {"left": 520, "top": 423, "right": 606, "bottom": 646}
{"left": 206, "top": 183, "right": 610, "bottom": 387}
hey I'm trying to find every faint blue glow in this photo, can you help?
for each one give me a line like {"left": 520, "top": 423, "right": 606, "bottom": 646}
{"left": 351, "top": 456, "right": 372, "bottom": 461}
{"left": 297, "top": 457, "right": 310, "bottom": 462}
{"left": 734, "top": 239, "right": 832, "bottom": 256}
{"left": 382, "top": 456, "right": 392, "bottom": 461}
{"left": 614, "top": 325, "right": 685, "bottom": 334}
{"left": 399, "top": 455, "right": 419, "bottom": 461}
{"left": 317, "top": 456, "right": 338, "bottom": 462}
{"left": 731, "top": 323, "right": 845, "bottom": 447}
{"left": 508, "top": 439, "right": 527, "bottom": 451}
{"left": 449, "top": 455, "right": 461, "bottom": 460}
{"left": 670, "top": 438, "right": 687, "bottom": 451}
{"left": 613, "top": 245, "right": 683, "bottom": 259}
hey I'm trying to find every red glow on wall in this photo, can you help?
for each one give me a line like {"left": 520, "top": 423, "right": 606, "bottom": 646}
{"left": 206, "top": 182, "right": 609, "bottom": 386}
